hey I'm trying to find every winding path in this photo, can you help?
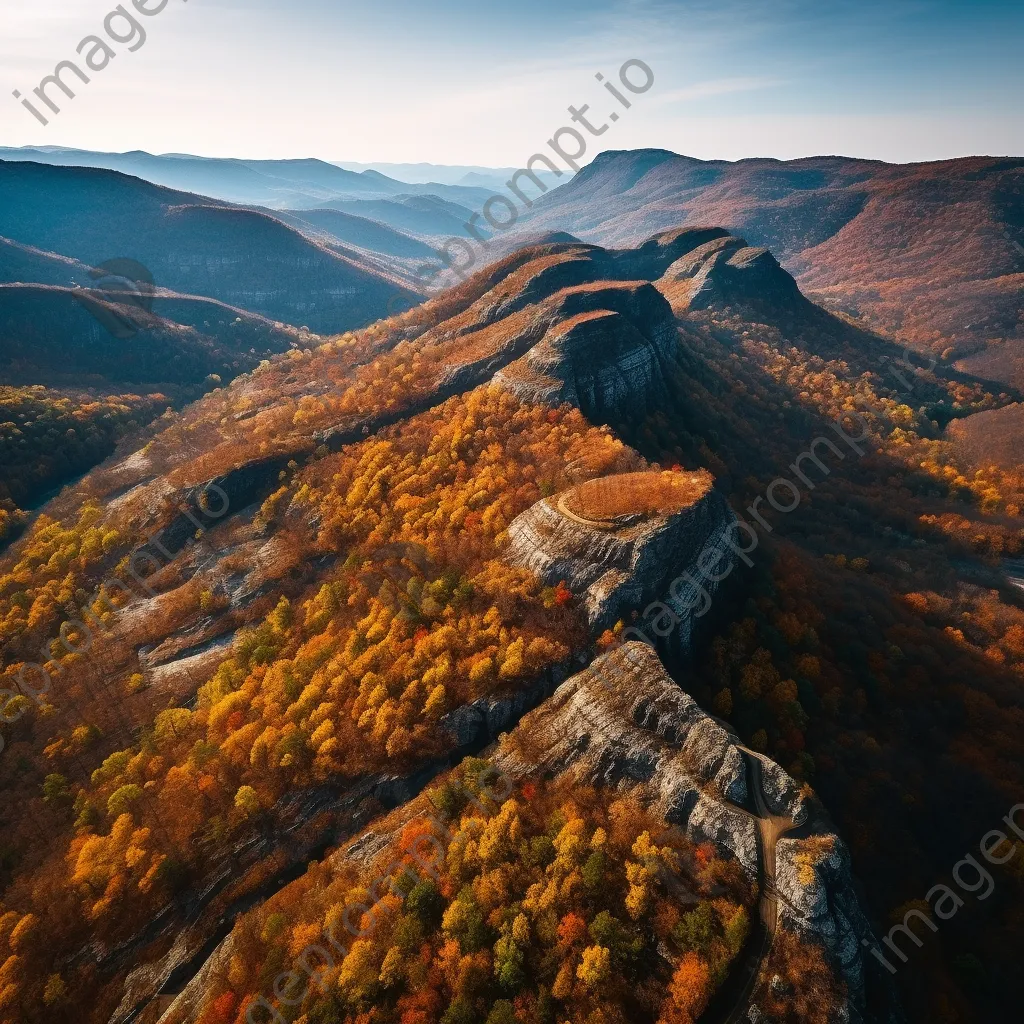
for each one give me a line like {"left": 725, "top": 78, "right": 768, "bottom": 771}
{"left": 704, "top": 720, "right": 804, "bottom": 1024}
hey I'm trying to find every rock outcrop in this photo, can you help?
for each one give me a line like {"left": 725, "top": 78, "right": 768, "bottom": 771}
{"left": 775, "top": 833, "right": 887, "bottom": 1016}
{"left": 606, "top": 225, "right": 732, "bottom": 279}
{"left": 154, "top": 934, "right": 235, "bottom": 1024}
{"left": 657, "top": 234, "right": 808, "bottom": 315}
{"left": 493, "top": 643, "right": 760, "bottom": 870}
{"left": 505, "top": 470, "right": 736, "bottom": 651}
{"left": 491, "top": 643, "right": 898, "bottom": 1023}
{"left": 416, "top": 234, "right": 757, "bottom": 424}
{"left": 489, "top": 279, "right": 681, "bottom": 420}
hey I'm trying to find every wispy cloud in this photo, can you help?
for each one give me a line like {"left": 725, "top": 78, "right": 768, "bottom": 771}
{"left": 647, "top": 76, "right": 782, "bottom": 107}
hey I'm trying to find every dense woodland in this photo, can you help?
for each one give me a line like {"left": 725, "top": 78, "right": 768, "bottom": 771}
{"left": 0, "top": 385, "right": 173, "bottom": 544}
{"left": 0, "top": 239, "right": 1022, "bottom": 1024}
{"left": 0, "top": 381, "right": 649, "bottom": 1021}
{"left": 186, "top": 764, "right": 754, "bottom": 1024}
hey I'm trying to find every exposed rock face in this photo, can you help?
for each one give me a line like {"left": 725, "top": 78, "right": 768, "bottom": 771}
{"left": 439, "top": 654, "right": 585, "bottom": 750}
{"left": 493, "top": 643, "right": 759, "bottom": 869}
{"left": 493, "top": 280, "right": 681, "bottom": 420}
{"left": 606, "top": 225, "right": 732, "bottom": 280}
{"left": 411, "top": 240, "right": 715, "bottom": 425}
{"left": 667, "top": 234, "right": 750, "bottom": 278}
{"left": 505, "top": 470, "right": 737, "bottom": 651}
{"left": 491, "top": 643, "right": 899, "bottom": 1023}
{"left": 775, "top": 834, "right": 885, "bottom": 1017}
{"left": 154, "top": 934, "right": 235, "bottom": 1024}
{"left": 332, "top": 230, "right": 811, "bottom": 447}
{"left": 657, "top": 234, "right": 808, "bottom": 315}
{"left": 476, "top": 250, "right": 607, "bottom": 322}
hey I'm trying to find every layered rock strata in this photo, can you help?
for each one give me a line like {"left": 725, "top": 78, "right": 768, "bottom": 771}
{"left": 657, "top": 234, "right": 808, "bottom": 314}
{"left": 492, "top": 643, "right": 897, "bottom": 1023}
{"left": 489, "top": 279, "right": 681, "bottom": 420}
{"left": 505, "top": 470, "right": 737, "bottom": 652}
{"left": 493, "top": 642, "right": 760, "bottom": 871}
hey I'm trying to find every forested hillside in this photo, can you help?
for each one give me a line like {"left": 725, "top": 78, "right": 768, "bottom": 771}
{"left": 0, "top": 228, "right": 1021, "bottom": 1024}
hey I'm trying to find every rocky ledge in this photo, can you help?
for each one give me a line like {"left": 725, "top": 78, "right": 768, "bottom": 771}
{"left": 505, "top": 469, "right": 737, "bottom": 651}
{"left": 493, "top": 642, "right": 759, "bottom": 870}
{"left": 492, "top": 279, "right": 681, "bottom": 420}
{"left": 656, "top": 234, "right": 808, "bottom": 315}
{"left": 492, "top": 642, "right": 899, "bottom": 1023}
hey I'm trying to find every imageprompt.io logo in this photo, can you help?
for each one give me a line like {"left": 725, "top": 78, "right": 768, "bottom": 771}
{"left": 72, "top": 258, "right": 156, "bottom": 340}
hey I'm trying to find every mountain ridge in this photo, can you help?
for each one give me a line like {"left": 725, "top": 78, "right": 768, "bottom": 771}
{"left": 0, "top": 147, "right": 493, "bottom": 211}
{"left": 514, "top": 149, "right": 1024, "bottom": 385}
{"left": 0, "top": 160, "right": 419, "bottom": 332}
{"left": 0, "top": 219, "right": 1022, "bottom": 1024}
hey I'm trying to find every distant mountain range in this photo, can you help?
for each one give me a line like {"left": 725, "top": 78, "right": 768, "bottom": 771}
{"left": 272, "top": 208, "right": 438, "bottom": 259}
{"left": 307, "top": 193, "right": 479, "bottom": 241}
{"left": 0, "top": 147, "right": 493, "bottom": 211}
{"left": 0, "top": 157, "right": 424, "bottom": 519}
{"left": 0, "top": 160, "right": 418, "bottom": 336}
{"left": 0, "top": 148, "right": 569, "bottom": 241}
{"left": 4, "top": 148, "right": 1020, "bottom": 386}
{"left": 334, "top": 158, "right": 569, "bottom": 193}
{"left": 511, "top": 149, "right": 1024, "bottom": 387}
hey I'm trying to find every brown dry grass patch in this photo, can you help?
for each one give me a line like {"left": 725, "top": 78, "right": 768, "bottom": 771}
{"left": 561, "top": 469, "right": 713, "bottom": 524}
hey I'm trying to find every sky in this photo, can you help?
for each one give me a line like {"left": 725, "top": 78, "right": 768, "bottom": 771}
{"left": 0, "top": 0, "right": 1021, "bottom": 165}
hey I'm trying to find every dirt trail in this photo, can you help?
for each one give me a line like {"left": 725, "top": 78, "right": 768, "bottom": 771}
{"left": 706, "top": 723, "right": 803, "bottom": 1024}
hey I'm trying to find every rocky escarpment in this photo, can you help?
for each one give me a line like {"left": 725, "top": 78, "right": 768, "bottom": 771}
{"left": 606, "top": 225, "right": 732, "bottom": 279}
{"left": 321, "top": 229, "right": 813, "bottom": 451}
{"left": 494, "top": 643, "right": 759, "bottom": 869}
{"left": 492, "top": 280, "right": 681, "bottom": 419}
{"left": 491, "top": 643, "right": 899, "bottom": 1023}
{"left": 151, "top": 643, "right": 898, "bottom": 1024}
{"left": 319, "top": 257, "right": 690, "bottom": 451}
{"left": 775, "top": 832, "right": 889, "bottom": 1018}
{"left": 505, "top": 470, "right": 737, "bottom": 652}
{"left": 419, "top": 231, "right": 756, "bottom": 426}
{"left": 656, "top": 233, "right": 808, "bottom": 315}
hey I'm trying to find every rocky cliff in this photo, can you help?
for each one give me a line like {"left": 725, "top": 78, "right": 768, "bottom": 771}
{"left": 492, "top": 643, "right": 900, "bottom": 1023}
{"left": 656, "top": 233, "right": 808, "bottom": 315}
{"left": 606, "top": 225, "right": 733, "bottom": 280}
{"left": 271, "top": 642, "right": 900, "bottom": 1024}
{"left": 494, "top": 643, "right": 759, "bottom": 869}
{"left": 492, "top": 281, "right": 679, "bottom": 420}
{"left": 505, "top": 469, "right": 737, "bottom": 651}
